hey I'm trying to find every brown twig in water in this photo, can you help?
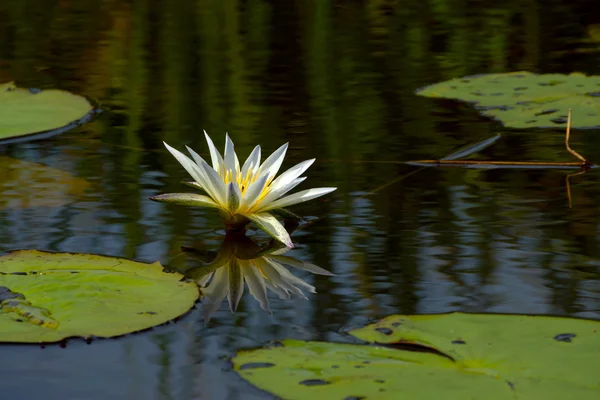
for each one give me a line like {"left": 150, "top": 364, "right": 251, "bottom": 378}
{"left": 565, "top": 108, "right": 588, "bottom": 164}
{"left": 409, "top": 110, "right": 592, "bottom": 170}
{"left": 566, "top": 170, "right": 587, "bottom": 209}
{"left": 407, "top": 160, "right": 585, "bottom": 168}
{"left": 364, "top": 110, "right": 593, "bottom": 201}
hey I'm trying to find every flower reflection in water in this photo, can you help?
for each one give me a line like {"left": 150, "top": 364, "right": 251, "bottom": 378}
{"left": 181, "top": 232, "right": 333, "bottom": 320}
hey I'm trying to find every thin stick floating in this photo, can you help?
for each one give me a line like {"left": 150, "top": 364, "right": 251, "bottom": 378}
{"left": 565, "top": 108, "right": 588, "bottom": 164}
{"left": 407, "top": 108, "right": 593, "bottom": 170}
{"left": 406, "top": 160, "right": 588, "bottom": 169}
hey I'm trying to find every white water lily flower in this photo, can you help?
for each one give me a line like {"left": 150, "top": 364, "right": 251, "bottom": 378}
{"left": 184, "top": 232, "right": 334, "bottom": 321}
{"left": 151, "top": 132, "right": 336, "bottom": 247}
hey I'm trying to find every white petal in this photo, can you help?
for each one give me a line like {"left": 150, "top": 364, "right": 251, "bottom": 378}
{"left": 185, "top": 145, "right": 207, "bottom": 168}
{"left": 226, "top": 182, "right": 241, "bottom": 212}
{"left": 245, "top": 212, "right": 293, "bottom": 248}
{"left": 203, "top": 267, "right": 229, "bottom": 300}
{"left": 269, "top": 159, "right": 314, "bottom": 192}
{"left": 284, "top": 276, "right": 315, "bottom": 295}
{"left": 263, "top": 260, "right": 309, "bottom": 298}
{"left": 227, "top": 259, "right": 244, "bottom": 312}
{"left": 204, "top": 131, "right": 225, "bottom": 173}
{"left": 149, "top": 193, "right": 220, "bottom": 208}
{"left": 232, "top": 141, "right": 241, "bottom": 172}
{"left": 242, "top": 174, "right": 269, "bottom": 210}
{"left": 198, "top": 159, "right": 227, "bottom": 206}
{"left": 224, "top": 134, "right": 240, "bottom": 180}
{"left": 264, "top": 280, "right": 290, "bottom": 299}
{"left": 163, "top": 142, "right": 206, "bottom": 186}
{"left": 258, "top": 143, "right": 288, "bottom": 182}
{"left": 269, "top": 255, "right": 335, "bottom": 276}
{"left": 257, "top": 177, "right": 306, "bottom": 210}
{"left": 196, "top": 271, "right": 213, "bottom": 287}
{"left": 241, "top": 145, "right": 261, "bottom": 178}
{"left": 203, "top": 267, "right": 229, "bottom": 321}
{"left": 270, "top": 261, "right": 316, "bottom": 295}
{"left": 243, "top": 262, "right": 270, "bottom": 312}
{"left": 270, "top": 248, "right": 291, "bottom": 256}
{"left": 224, "top": 134, "right": 235, "bottom": 169}
{"left": 252, "top": 257, "right": 291, "bottom": 299}
{"left": 257, "top": 187, "right": 337, "bottom": 212}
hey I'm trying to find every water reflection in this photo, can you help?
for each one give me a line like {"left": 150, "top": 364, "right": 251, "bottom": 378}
{"left": 3, "top": 0, "right": 600, "bottom": 398}
{"left": 180, "top": 231, "right": 333, "bottom": 320}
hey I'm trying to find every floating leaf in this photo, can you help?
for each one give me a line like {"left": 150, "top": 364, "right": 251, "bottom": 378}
{"left": 0, "top": 156, "right": 90, "bottom": 209}
{"left": 0, "top": 250, "right": 199, "bottom": 343}
{"left": 416, "top": 72, "right": 600, "bottom": 128}
{"left": 233, "top": 312, "right": 600, "bottom": 399}
{"left": 0, "top": 81, "right": 94, "bottom": 142}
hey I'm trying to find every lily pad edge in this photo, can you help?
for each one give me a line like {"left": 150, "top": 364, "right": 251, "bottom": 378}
{"left": 0, "top": 248, "right": 202, "bottom": 345}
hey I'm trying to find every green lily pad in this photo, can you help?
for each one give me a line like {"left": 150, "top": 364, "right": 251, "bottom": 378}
{"left": 0, "top": 250, "right": 199, "bottom": 343}
{"left": 233, "top": 312, "right": 600, "bottom": 399}
{"left": 0, "top": 82, "right": 94, "bottom": 142}
{"left": 0, "top": 156, "right": 90, "bottom": 210}
{"left": 416, "top": 71, "right": 600, "bottom": 129}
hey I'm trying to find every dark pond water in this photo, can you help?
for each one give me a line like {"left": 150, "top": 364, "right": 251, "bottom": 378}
{"left": 2, "top": 1, "right": 600, "bottom": 399}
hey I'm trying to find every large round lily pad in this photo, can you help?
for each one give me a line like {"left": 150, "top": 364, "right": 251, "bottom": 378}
{"left": 0, "top": 250, "right": 199, "bottom": 343}
{"left": 233, "top": 312, "right": 600, "bottom": 399}
{"left": 0, "top": 82, "right": 94, "bottom": 142}
{"left": 416, "top": 72, "right": 600, "bottom": 129}
{"left": 0, "top": 156, "right": 89, "bottom": 210}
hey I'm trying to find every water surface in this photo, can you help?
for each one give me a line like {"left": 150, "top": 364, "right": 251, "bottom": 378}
{"left": 2, "top": 1, "right": 600, "bottom": 399}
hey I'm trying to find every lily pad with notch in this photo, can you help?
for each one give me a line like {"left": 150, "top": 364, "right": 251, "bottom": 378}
{"left": 0, "top": 250, "right": 200, "bottom": 343}
{"left": 233, "top": 312, "right": 600, "bottom": 399}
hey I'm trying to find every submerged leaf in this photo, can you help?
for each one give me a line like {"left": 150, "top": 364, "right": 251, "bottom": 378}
{"left": 416, "top": 72, "right": 600, "bottom": 128}
{"left": 0, "top": 156, "right": 89, "bottom": 209}
{"left": 0, "top": 250, "right": 199, "bottom": 343}
{"left": 234, "top": 312, "right": 600, "bottom": 399}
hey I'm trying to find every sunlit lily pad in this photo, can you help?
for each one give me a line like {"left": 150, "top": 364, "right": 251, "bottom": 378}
{"left": 0, "top": 156, "right": 89, "bottom": 210}
{"left": 233, "top": 312, "right": 600, "bottom": 399}
{"left": 0, "top": 250, "right": 199, "bottom": 343}
{"left": 0, "top": 82, "right": 94, "bottom": 142}
{"left": 416, "top": 72, "right": 600, "bottom": 128}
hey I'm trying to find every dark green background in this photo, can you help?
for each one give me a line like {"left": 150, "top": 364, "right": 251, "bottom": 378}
{"left": 1, "top": 1, "right": 600, "bottom": 399}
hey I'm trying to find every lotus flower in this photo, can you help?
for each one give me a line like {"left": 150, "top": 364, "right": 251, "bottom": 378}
{"left": 150, "top": 132, "right": 336, "bottom": 247}
{"left": 182, "top": 232, "right": 333, "bottom": 320}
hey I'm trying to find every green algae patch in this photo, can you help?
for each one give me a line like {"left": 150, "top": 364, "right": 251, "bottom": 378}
{"left": 0, "top": 250, "right": 199, "bottom": 343}
{"left": 233, "top": 313, "right": 600, "bottom": 399}
{"left": 0, "top": 82, "right": 94, "bottom": 141}
{"left": 416, "top": 72, "right": 600, "bottom": 129}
